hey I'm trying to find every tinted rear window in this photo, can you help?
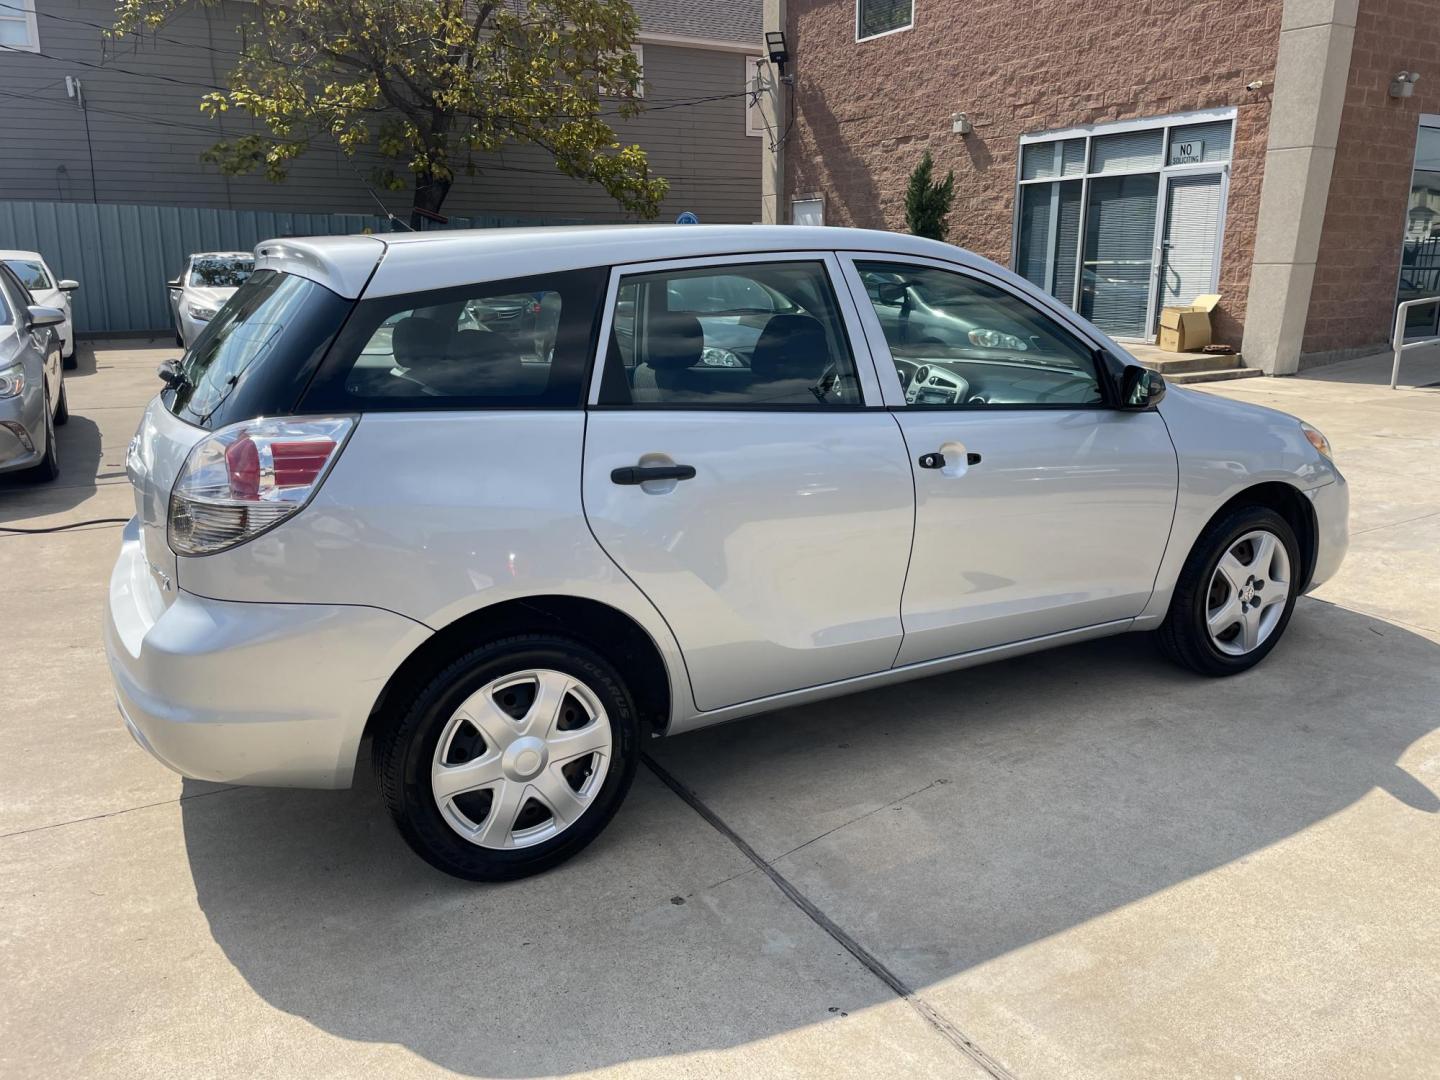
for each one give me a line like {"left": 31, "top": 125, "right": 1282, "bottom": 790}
{"left": 166, "top": 269, "right": 351, "bottom": 429}
{"left": 302, "top": 268, "right": 606, "bottom": 411}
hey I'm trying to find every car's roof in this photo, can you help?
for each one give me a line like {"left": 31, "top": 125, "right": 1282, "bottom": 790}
{"left": 253, "top": 225, "right": 1003, "bottom": 300}
{"left": 191, "top": 251, "right": 254, "bottom": 260}
{"left": 0, "top": 249, "right": 46, "bottom": 262}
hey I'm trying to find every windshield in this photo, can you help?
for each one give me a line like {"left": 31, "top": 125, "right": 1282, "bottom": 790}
{"left": 189, "top": 256, "right": 254, "bottom": 289}
{"left": 4, "top": 259, "right": 53, "bottom": 291}
{"left": 168, "top": 269, "right": 351, "bottom": 428}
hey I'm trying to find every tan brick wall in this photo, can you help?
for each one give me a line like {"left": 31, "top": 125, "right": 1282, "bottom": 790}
{"left": 1303, "top": 0, "right": 1440, "bottom": 358}
{"left": 784, "top": 0, "right": 1284, "bottom": 347}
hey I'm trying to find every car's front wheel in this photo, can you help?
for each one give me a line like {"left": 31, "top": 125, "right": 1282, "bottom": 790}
{"left": 1157, "top": 505, "right": 1300, "bottom": 676}
{"left": 374, "top": 635, "right": 639, "bottom": 881}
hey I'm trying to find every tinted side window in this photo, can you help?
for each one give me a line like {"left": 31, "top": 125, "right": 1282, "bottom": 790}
{"left": 305, "top": 269, "right": 605, "bottom": 411}
{"left": 855, "top": 261, "right": 1103, "bottom": 408}
{"left": 600, "top": 260, "right": 862, "bottom": 407}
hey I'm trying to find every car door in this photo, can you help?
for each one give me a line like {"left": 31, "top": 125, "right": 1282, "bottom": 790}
{"left": 582, "top": 253, "right": 915, "bottom": 712}
{"left": 838, "top": 253, "right": 1178, "bottom": 666}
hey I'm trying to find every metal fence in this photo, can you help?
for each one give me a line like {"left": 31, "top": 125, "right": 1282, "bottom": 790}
{"left": 0, "top": 200, "right": 568, "bottom": 335}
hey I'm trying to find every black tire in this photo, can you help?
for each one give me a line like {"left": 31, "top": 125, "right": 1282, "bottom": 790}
{"left": 53, "top": 378, "right": 69, "bottom": 426}
{"left": 374, "top": 634, "right": 639, "bottom": 881}
{"left": 1157, "top": 505, "right": 1300, "bottom": 676}
{"left": 62, "top": 350, "right": 78, "bottom": 371}
{"left": 20, "top": 388, "right": 59, "bottom": 483}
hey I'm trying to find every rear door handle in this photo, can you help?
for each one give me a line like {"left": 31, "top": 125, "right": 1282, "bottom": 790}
{"left": 610, "top": 464, "right": 697, "bottom": 485}
{"left": 918, "top": 451, "right": 981, "bottom": 469}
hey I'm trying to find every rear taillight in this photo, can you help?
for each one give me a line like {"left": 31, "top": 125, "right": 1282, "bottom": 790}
{"left": 168, "top": 416, "right": 354, "bottom": 555}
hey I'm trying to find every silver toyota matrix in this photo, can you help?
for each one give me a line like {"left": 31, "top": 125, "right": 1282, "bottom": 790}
{"left": 105, "top": 226, "right": 1348, "bottom": 881}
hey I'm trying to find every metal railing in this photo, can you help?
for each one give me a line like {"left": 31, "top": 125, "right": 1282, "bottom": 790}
{"left": 1391, "top": 296, "right": 1440, "bottom": 389}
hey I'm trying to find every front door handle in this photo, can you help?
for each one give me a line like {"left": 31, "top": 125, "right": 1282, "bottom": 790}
{"left": 610, "top": 464, "right": 697, "bottom": 485}
{"left": 918, "top": 450, "right": 981, "bottom": 470}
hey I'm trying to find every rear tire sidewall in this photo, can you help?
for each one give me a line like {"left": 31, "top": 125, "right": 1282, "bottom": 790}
{"left": 382, "top": 637, "right": 639, "bottom": 881}
{"left": 1179, "top": 507, "right": 1299, "bottom": 673}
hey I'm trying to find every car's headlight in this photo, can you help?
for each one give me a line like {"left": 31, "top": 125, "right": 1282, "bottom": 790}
{"left": 968, "top": 328, "right": 1028, "bottom": 352}
{"left": 0, "top": 363, "right": 25, "bottom": 398}
{"left": 700, "top": 347, "right": 743, "bottom": 368}
{"left": 187, "top": 303, "right": 218, "bottom": 322}
{"left": 1299, "top": 421, "right": 1333, "bottom": 460}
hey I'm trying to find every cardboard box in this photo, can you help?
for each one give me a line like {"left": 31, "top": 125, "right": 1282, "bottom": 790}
{"left": 1158, "top": 294, "right": 1221, "bottom": 352}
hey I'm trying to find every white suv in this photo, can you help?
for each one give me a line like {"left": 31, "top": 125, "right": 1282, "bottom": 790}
{"left": 106, "top": 226, "right": 1348, "bottom": 881}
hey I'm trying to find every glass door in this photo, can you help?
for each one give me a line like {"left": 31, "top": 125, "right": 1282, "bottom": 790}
{"left": 1157, "top": 172, "right": 1224, "bottom": 310}
{"left": 1400, "top": 118, "right": 1440, "bottom": 339}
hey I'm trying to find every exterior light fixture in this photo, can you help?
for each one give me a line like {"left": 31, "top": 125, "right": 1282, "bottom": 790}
{"left": 951, "top": 112, "right": 972, "bottom": 136}
{"left": 1391, "top": 71, "right": 1421, "bottom": 98}
{"left": 766, "top": 30, "right": 789, "bottom": 76}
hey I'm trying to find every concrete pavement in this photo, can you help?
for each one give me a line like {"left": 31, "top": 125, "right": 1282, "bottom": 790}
{"left": 2, "top": 342, "right": 1438, "bottom": 1079}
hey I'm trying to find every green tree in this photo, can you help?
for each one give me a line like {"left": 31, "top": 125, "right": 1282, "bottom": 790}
{"left": 110, "top": 0, "right": 669, "bottom": 229}
{"left": 903, "top": 150, "right": 955, "bottom": 241}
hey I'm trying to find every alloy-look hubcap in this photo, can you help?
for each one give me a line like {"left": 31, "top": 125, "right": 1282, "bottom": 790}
{"left": 431, "top": 669, "right": 612, "bottom": 849}
{"left": 1206, "top": 529, "right": 1291, "bottom": 656}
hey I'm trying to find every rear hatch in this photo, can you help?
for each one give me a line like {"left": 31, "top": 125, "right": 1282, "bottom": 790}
{"left": 125, "top": 264, "right": 359, "bottom": 600}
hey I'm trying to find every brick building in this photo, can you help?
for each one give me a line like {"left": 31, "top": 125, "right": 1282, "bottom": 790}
{"left": 762, "top": 0, "right": 1440, "bottom": 374}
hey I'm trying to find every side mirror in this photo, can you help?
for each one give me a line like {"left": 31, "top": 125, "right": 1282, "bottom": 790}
{"left": 1120, "top": 364, "right": 1166, "bottom": 409}
{"left": 167, "top": 278, "right": 182, "bottom": 290}
{"left": 26, "top": 305, "right": 66, "bottom": 329}
{"left": 58, "top": 279, "right": 80, "bottom": 292}
{"left": 875, "top": 282, "right": 907, "bottom": 306}
{"left": 157, "top": 358, "right": 187, "bottom": 389}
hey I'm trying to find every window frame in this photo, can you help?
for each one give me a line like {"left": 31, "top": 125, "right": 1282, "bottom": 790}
{"left": 0, "top": 0, "right": 39, "bottom": 52}
{"left": 855, "top": 0, "right": 913, "bottom": 42}
{"left": 586, "top": 251, "right": 887, "bottom": 411}
{"left": 300, "top": 267, "right": 608, "bottom": 413}
{"left": 834, "top": 251, "right": 1125, "bottom": 411}
{"left": 1010, "top": 107, "right": 1236, "bottom": 340}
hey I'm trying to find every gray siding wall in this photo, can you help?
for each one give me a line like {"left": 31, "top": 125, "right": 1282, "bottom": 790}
{"left": 0, "top": 0, "right": 761, "bottom": 223}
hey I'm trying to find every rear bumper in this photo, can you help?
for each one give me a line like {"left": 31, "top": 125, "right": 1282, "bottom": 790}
{"left": 104, "top": 519, "right": 431, "bottom": 788}
{"left": 1305, "top": 471, "right": 1349, "bottom": 591}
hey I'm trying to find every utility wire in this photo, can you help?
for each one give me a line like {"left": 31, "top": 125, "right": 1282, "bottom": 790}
{"left": 0, "top": 6, "right": 756, "bottom": 114}
{"left": 0, "top": 85, "right": 751, "bottom": 182}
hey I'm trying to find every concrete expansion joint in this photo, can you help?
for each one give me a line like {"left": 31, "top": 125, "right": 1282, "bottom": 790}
{"left": 643, "top": 754, "right": 1020, "bottom": 1080}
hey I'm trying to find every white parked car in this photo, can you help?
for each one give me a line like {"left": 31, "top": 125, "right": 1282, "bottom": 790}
{"left": 106, "top": 226, "right": 1348, "bottom": 881}
{"left": 1, "top": 250, "right": 78, "bottom": 368}
{"left": 166, "top": 252, "right": 253, "bottom": 349}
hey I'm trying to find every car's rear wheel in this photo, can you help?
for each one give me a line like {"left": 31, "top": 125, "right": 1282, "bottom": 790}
{"left": 1157, "top": 505, "right": 1300, "bottom": 676}
{"left": 53, "top": 378, "right": 69, "bottom": 426}
{"left": 374, "top": 635, "right": 639, "bottom": 881}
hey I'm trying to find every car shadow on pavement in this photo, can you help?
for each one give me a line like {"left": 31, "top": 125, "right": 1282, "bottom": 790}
{"left": 180, "top": 600, "right": 1440, "bottom": 1077}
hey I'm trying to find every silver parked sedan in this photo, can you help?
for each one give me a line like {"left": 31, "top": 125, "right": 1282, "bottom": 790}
{"left": 106, "top": 226, "right": 1348, "bottom": 881}
{"left": 165, "top": 251, "right": 253, "bottom": 349}
{"left": 0, "top": 262, "right": 68, "bottom": 482}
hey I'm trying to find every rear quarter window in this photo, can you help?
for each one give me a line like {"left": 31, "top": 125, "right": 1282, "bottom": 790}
{"left": 302, "top": 268, "right": 606, "bottom": 411}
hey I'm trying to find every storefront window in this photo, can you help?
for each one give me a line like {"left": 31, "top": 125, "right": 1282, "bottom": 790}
{"left": 1399, "top": 119, "right": 1440, "bottom": 338}
{"left": 1014, "top": 111, "right": 1234, "bottom": 343}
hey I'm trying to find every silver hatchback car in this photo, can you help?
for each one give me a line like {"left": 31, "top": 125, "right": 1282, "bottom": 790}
{"left": 105, "top": 226, "right": 1348, "bottom": 881}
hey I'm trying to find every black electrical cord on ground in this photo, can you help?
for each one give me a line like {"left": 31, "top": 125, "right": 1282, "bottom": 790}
{"left": 0, "top": 518, "right": 130, "bottom": 534}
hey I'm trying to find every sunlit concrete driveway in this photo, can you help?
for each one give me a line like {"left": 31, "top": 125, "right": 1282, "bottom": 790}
{"left": 3, "top": 342, "right": 1439, "bottom": 1079}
